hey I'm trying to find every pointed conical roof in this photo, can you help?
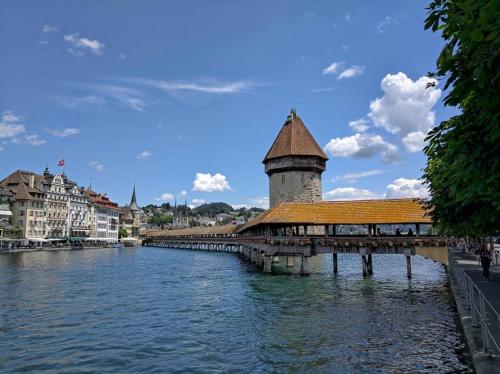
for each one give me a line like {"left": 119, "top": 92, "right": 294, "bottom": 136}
{"left": 263, "top": 110, "right": 328, "bottom": 163}
{"left": 130, "top": 184, "right": 139, "bottom": 210}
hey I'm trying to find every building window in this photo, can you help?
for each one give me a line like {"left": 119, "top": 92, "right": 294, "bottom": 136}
{"left": 282, "top": 175, "right": 285, "bottom": 185}
{"left": 301, "top": 174, "right": 305, "bottom": 184}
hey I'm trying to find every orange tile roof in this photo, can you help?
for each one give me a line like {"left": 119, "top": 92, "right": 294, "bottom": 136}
{"left": 145, "top": 224, "right": 239, "bottom": 238}
{"left": 238, "top": 199, "right": 431, "bottom": 232}
{"left": 263, "top": 111, "right": 328, "bottom": 162}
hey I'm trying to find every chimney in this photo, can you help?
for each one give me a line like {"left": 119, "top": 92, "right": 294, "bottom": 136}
{"left": 28, "top": 174, "right": 35, "bottom": 188}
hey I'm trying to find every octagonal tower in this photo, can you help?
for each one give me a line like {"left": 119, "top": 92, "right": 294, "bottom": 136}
{"left": 264, "top": 110, "right": 328, "bottom": 208}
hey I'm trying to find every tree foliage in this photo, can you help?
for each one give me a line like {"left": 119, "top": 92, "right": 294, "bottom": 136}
{"left": 423, "top": 0, "right": 500, "bottom": 236}
{"left": 148, "top": 214, "right": 173, "bottom": 226}
{"left": 118, "top": 228, "right": 129, "bottom": 239}
{"left": 193, "top": 202, "right": 233, "bottom": 216}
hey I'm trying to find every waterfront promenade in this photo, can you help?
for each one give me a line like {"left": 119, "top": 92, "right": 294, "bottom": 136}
{"left": 448, "top": 248, "right": 500, "bottom": 373}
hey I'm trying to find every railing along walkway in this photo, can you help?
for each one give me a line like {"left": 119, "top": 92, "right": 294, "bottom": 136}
{"left": 449, "top": 249, "right": 500, "bottom": 354}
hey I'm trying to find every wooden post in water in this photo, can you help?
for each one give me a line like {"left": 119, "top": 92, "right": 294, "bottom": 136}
{"left": 263, "top": 256, "right": 272, "bottom": 273}
{"left": 362, "top": 254, "right": 368, "bottom": 277}
{"left": 367, "top": 253, "right": 373, "bottom": 275}
{"left": 404, "top": 248, "right": 412, "bottom": 278}
{"left": 333, "top": 253, "right": 338, "bottom": 274}
{"left": 300, "top": 256, "right": 310, "bottom": 275}
{"left": 286, "top": 256, "right": 294, "bottom": 268}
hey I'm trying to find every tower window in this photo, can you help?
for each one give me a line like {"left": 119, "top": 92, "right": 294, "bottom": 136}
{"left": 281, "top": 175, "right": 285, "bottom": 185}
{"left": 301, "top": 174, "right": 305, "bottom": 183}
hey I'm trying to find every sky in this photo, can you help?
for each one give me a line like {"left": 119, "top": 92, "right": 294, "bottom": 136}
{"left": 0, "top": 0, "right": 455, "bottom": 209}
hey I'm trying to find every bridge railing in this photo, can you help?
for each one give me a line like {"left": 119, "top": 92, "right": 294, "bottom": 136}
{"left": 449, "top": 252, "right": 500, "bottom": 354}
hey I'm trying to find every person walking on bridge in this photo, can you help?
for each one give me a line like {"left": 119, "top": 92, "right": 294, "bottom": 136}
{"left": 480, "top": 243, "right": 492, "bottom": 281}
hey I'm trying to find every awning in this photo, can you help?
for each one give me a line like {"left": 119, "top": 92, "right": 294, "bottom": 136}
{"left": 69, "top": 237, "right": 87, "bottom": 242}
{"left": 0, "top": 210, "right": 12, "bottom": 216}
{"left": 27, "top": 238, "right": 49, "bottom": 242}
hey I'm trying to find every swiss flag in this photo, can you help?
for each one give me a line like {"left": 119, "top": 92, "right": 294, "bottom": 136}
{"left": 58, "top": 159, "right": 65, "bottom": 167}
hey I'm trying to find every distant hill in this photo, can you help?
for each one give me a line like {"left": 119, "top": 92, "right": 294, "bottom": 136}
{"left": 193, "top": 202, "right": 233, "bottom": 216}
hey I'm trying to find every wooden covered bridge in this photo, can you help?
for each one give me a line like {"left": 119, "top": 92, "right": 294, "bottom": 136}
{"left": 143, "top": 198, "right": 447, "bottom": 277}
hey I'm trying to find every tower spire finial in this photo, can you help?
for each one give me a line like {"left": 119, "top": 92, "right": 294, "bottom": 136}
{"left": 130, "top": 182, "right": 138, "bottom": 210}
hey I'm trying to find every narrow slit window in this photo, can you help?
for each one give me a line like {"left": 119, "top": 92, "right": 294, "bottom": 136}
{"left": 282, "top": 175, "right": 285, "bottom": 185}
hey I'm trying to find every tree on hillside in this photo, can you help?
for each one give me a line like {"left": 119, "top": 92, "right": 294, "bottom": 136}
{"left": 148, "top": 214, "right": 173, "bottom": 227}
{"left": 423, "top": 0, "right": 500, "bottom": 237}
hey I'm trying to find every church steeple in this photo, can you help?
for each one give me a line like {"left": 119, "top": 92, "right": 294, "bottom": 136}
{"left": 130, "top": 183, "right": 139, "bottom": 210}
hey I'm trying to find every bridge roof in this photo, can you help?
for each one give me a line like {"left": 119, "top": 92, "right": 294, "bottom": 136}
{"left": 238, "top": 199, "right": 432, "bottom": 232}
{"left": 144, "top": 224, "right": 239, "bottom": 238}
{"left": 263, "top": 111, "right": 328, "bottom": 163}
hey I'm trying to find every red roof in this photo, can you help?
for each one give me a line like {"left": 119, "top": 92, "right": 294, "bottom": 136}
{"left": 263, "top": 111, "right": 328, "bottom": 163}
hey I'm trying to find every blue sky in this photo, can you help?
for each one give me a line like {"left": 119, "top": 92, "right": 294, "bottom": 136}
{"left": 0, "top": 1, "right": 453, "bottom": 208}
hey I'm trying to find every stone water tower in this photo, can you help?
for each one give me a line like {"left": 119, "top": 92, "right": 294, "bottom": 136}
{"left": 263, "top": 109, "right": 328, "bottom": 208}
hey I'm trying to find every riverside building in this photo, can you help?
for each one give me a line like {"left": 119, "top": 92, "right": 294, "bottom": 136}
{"left": 0, "top": 167, "right": 120, "bottom": 244}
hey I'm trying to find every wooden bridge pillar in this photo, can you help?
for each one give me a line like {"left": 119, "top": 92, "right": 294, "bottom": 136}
{"left": 367, "top": 253, "right": 373, "bottom": 275}
{"left": 263, "top": 256, "right": 272, "bottom": 273}
{"left": 256, "top": 251, "right": 263, "bottom": 267}
{"left": 300, "top": 256, "right": 310, "bottom": 275}
{"left": 362, "top": 255, "right": 368, "bottom": 277}
{"left": 404, "top": 248, "right": 412, "bottom": 278}
{"left": 333, "top": 253, "right": 338, "bottom": 274}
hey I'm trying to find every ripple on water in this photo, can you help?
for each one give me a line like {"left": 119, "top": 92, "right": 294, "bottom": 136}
{"left": 0, "top": 248, "right": 473, "bottom": 373}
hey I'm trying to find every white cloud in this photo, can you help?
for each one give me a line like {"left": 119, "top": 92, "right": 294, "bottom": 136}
{"left": 192, "top": 172, "right": 231, "bottom": 192}
{"left": 89, "top": 160, "right": 104, "bottom": 172}
{"left": 0, "top": 146, "right": 3, "bottom": 151}
{"left": 248, "top": 196, "right": 269, "bottom": 209}
{"left": 137, "top": 150, "right": 152, "bottom": 159}
{"left": 310, "top": 87, "right": 335, "bottom": 94}
{"left": 324, "top": 187, "right": 380, "bottom": 201}
{"left": 402, "top": 131, "right": 427, "bottom": 152}
{"left": 191, "top": 198, "right": 205, "bottom": 207}
{"left": 368, "top": 72, "right": 441, "bottom": 137}
{"left": 377, "top": 16, "right": 397, "bottom": 33}
{"left": 344, "top": 12, "right": 352, "bottom": 22}
{"left": 86, "top": 84, "right": 145, "bottom": 111}
{"left": 38, "top": 40, "right": 48, "bottom": 46}
{"left": 120, "top": 52, "right": 126, "bottom": 59}
{"left": 338, "top": 65, "right": 364, "bottom": 79}
{"left": 231, "top": 197, "right": 269, "bottom": 210}
{"left": 155, "top": 192, "right": 175, "bottom": 202}
{"left": 348, "top": 118, "right": 369, "bottom": 132}
{"left": 55, "top": 95, "right": 106, "bottom": 109}
{"left": 0, "top": 121, "right": 25, "bottom": 139}
{"left": 64, "top": 33, "right": 105, "bottom": 56}
{"left": 323, "top": 178, "right": 428, "bottom": 201}
{"left": 324, "top": 132, "right": 400, "bottom": 164}
{"left": 332, "top": 169, "right": 382, "bottom": 184}
{"left": 1, "top": 111, "right": 46, "bottom": 146}
{"left": 2, "top": 111, "right": 22, "bottom": 123}
{"left": 66, "top": 48, "right": 85, "bottom": 58}
{"left": 49, "top": 128, "right": 80, "bottom": 137}
{"left": 385, "top": 178, "right": 428, "bottom": 199}
{"left": 12, "top": 134, "right": 46, "bottom": 146}
{"left": 323, "top": 62, "right": 364, "bottom": 79}
{"left": 127, "top": 78, "right": 258, "bottom": 95}
{"left": 42, "top": 24, "right": 60, "bottom": 33}
{"left": 178, "top": 190, "right": 188, "bottom": 198}
{"left": 323, "top": 62, "right": 344, "bottom": 75}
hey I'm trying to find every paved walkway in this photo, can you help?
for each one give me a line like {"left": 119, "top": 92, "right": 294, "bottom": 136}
{"left": 452, "top": 249, "right": 500, "bottom": 315}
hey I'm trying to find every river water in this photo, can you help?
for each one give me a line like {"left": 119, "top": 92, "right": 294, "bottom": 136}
{"left": 0, "top": 247, "right": 472, "bottom": 373}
